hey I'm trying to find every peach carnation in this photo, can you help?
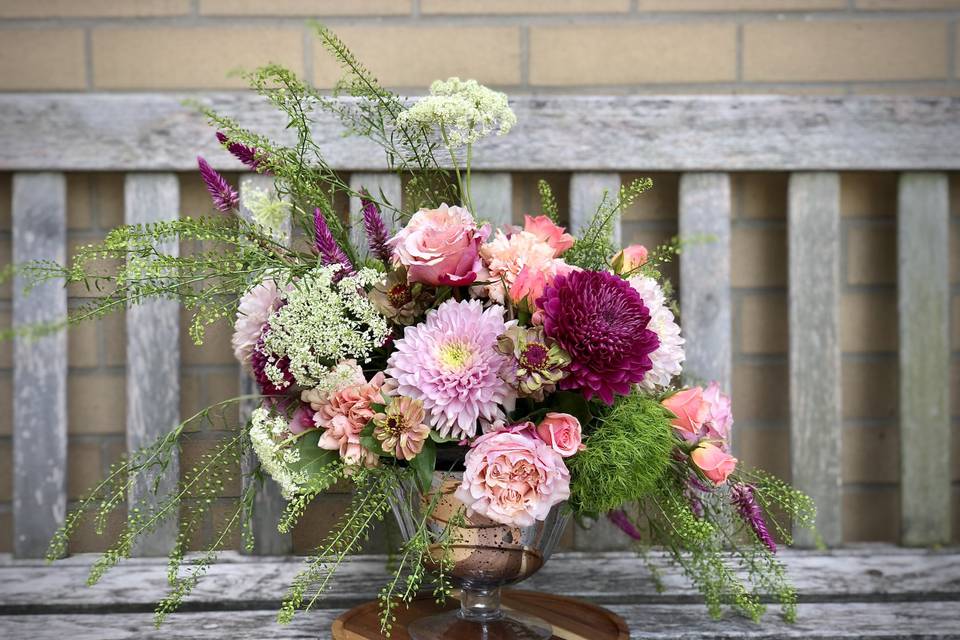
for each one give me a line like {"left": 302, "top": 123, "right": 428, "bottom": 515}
{"left": 479, "top": 229, "right": 568, "bottom": 306}
{"left": 313, "top": 372, "right": 385, "bottom": 468}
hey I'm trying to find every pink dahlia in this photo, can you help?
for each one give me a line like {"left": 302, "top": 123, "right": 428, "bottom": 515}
{"left": 313, "top": 372, "right": 385, "bottom": 469}
{"left": 232, "top": 278, "right": 281, "bottom": 372}
{"left": 539, "top": 270, "right": 659, "bottom": 404}
{"left": 386, "top": 299, "right": 516, "bottom": 439}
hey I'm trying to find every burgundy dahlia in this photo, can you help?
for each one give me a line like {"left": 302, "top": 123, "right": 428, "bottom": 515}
{"left": 197, "top": 155, "right": 238, "bottom": 212}
{"left": 730, "top": 483, "right": 776, "bottom": 554}
{"left": 539, "top": 270, "right": 659, "bottom": 404}
{"left": 251, "top": 335, "right": 294, "bottom": 396}
{"left": 313, "top": 207, "right": 356, "bottom": 277}
{"left": 216, "top": 132, "right": 268, "bottom": 173}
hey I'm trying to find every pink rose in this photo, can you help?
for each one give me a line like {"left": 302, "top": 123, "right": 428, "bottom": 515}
{"left": 612, "top": 244, "right": 649, "bottom": 274}
{"left": 691, "top": 442, "right": 737, "bottom": 485}
{"left": 702, "top": 381, "right": 733, "bottom": 442}
{"left": 389, "top": 204, "right": 487, "bottom": 286}
{"left": 535, "top": 412, "right": 585, "bottom": 457}
{"left": 455, "top": 429, "right": 570, "bottom": 526}
{"left": 662, "top": 387, "right": 709, "bottom": 442}
{"left": 523, "top": 215, "right": 574, "bottom": 257}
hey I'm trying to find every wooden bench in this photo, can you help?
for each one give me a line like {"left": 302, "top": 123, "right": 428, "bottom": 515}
{"left": 0, "top": 94, "right": 958, "bottom": 637}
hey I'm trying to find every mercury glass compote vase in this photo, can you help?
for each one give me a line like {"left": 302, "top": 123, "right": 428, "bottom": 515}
{"left": 390, "top": 471, "right": 570, "bottom": 640}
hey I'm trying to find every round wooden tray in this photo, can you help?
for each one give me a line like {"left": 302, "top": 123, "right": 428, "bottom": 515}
{"left": 332, "top": 589, "right": 629, "bottom": 640}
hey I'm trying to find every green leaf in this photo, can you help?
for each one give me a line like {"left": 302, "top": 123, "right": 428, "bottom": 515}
{"left": 360, "top": 433, "right": 390, "bottom": 458}
{"left": 288, "top": 431, "right": 338, "bottom": 490}
{"left": 428, "top": 430, "right": 460, "bottom": 444}
{"left": 409, "top": 439, "right": 437, "bottom": 494}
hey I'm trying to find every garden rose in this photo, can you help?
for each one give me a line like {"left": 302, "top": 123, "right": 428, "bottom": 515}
{"left": 611, "top": 244, "right": 649, "bottom": 274}
{"left": 455, "top": 429, "right": 570, "bottom": 526}
{"left": 662, "top": 387, "right": 709, "bottom": 441}
{"left": 691, "top": 442, "right": 738, "bottom": 485}
{"left": 389, "top": 204, "right": 486, "bottom": 286}
{"left": 313, "top": 372, "right": 385, "bottom": 468}
{"left": 702, "top": 381, "right": 733, "bottom": 442}
{"left": 523, "top": 215, "right": 574, "bottom": 257}
{"left": 535, "top": 412, "right": 585, "bottom": 457}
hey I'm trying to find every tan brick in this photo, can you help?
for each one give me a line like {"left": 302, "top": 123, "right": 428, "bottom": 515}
{"left": 180, "top": 436, "right": 241, "bottom": 497}
{"left": 950, "top": 173, "right": 960, "bottom": 217}
{"left": 739, "top": 293, "right": 787, "bottom": 354}
{"left": 0, "top": 174, "right": 10, "bottom": 231}
{"left": 181, "top": 373, "right": 206, "bottom": 430}
{"left": 201, "top": 0, "right": 410, "bottom": 15}
{"left": 511, "top": 173, "right": 569, "bottom": 227}
{"left": 68, "top": 322, "right": 100, "bottom": 369}
{"left": 180, "top": 172, "right": 227, "bottom": 219}
{"left": 0, "top": 441, "right": 10, "bottom": 502}
{"left": 93, "top": 28, "right": 304, "bottom": 90}
{"left": 842, "top": 426, "right": 899, "bottom": 484}
{"left": 640, "top": 0, "right": 844, "bottom": 8}
{"left": 70, "top": 506, "right": 126, "bottom": 553}
{"left": 0, "top": 310, "right": 10, "bottom": 369}
{"left": 424, "top": 0, "right": 628, "bottom": 13}
{"left": 0, "top": 29, "right": 86, "bottom": 90}
{"left": 67, "top": 440, "right": 104, "bottom": 500}
{"left": 731, "top": 226, "right": 787, "bottom": 287}
{"left": 846, "top": 224, "right": 896, "bottom": 285}
{"left": 67, "top": 234, "right": 118, "bottom": 299}
{"left": 732, "top": 361, "right": 789, "bottom": 422}
{"left": 68, "top": 373, "right": 126, "bottom": 434}
{"left": 842, "top": 358, "right": 897, "bottom": 419}
{"left": 93, "top": 174, "right": 125, "bottom": 229}
{"left": 841, "top": 172, "right": 897, "bottom": 218}
{"left": 0, "top": 374, "right": 10, "bottom": 436}
{"left": 181, "top": 313, "right": 235, "bottom": 366}
{"left": 856, "top": 0, "right": 960, "bottom": 8}
{"left": 101, "top": 312, "right": 126, "bottom": 367}
{"left": 0, "top": 511, "right": 10, "bottom": 553}
{"left": 314, "top": 27, "right": 520, "bottom": 88}
{"left": 67, "top": 175, "right": 94, "bottom": 231}
{"left": 952, "top": 294, "right": 960, "bottom": 350}
{"left": 843, "top": 488, "right": 899, "bottom": 543}
{"left": 0, "top": 0, "right": 190, "bottom": 17}
{"left": 840, "top": 291, "right": 898, "bottom": 352}
{"left": 743, "top": 21, "right": 948, "bottom": 82}
{"left": 733, "top": 173, "right": 787, "bottom": 220}
{"left": 734, "top": 427, "right": 790, "bottom": 483}
{"left": 530, "top": 24, "right": 736, "bottom": 86}
{"left": 292, "top": 493, "right": 353, "bottom": 553}
{"left": 623, "top": 173, "right": 678, "bottom": 221}
{"left": 204, "top": 370, "right": 241, "bottom": 429}
{"left": 0, "top": 237, "right": 11, "bottom": 301}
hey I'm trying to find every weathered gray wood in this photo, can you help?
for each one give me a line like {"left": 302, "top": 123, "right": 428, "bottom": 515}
{"left": 679, "top": 173, "right": 732, "bottom": 397}
{"left": 788, "top": 172, "right": 842, "bottom": 548}
{"left": 348, "top": 172, "right": 402, "bottom": 253}
{"left": 569, "top": 173, "right": 622, "bottom": 246}
{"left": 467, "top": 172, "right": 513, "bottom": 229}
{"left": 12, "top": 173, "right": 67, "bottom": 558}
{"left": 897, "top": 173, "right": 951, "bottom": 546}
{"left": 237, "top": 174, "right": 293, "bottom": 556}
{"left": 124, "top": 174, "right": 180, "bottom": 557}
{"left": 3, "top": 95, "right": 958, "bottom": 171}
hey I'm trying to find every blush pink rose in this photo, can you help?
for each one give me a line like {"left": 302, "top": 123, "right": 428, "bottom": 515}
{"left": 535, "top": 412, "right": 585, "bottom": 457}
{"left": 314, "top": 372, "right": 385, "bottom": 468}
{"left": 662, "top": 387, "right": 709, "bottom": 442}
{"left": 611, "top": 244, "right": 649, "bottom": 274}
{"left": 702, "top": 381, "right": 733, "bottom": 442}
{"left": 455, "top": 429, "right": 570, "bottom": 526}
{"left": 691, "top": 442, "right": 738, "bottom": 485}
{"left": 523, "top": 215, "right": 574, "bottom": 257}
{"left": 389, "top": 204, "right": 487, "bottom": 286}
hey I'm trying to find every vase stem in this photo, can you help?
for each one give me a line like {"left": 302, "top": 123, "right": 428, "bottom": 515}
{"left": 459, "top": 586, "right": 503, "bottom": 622}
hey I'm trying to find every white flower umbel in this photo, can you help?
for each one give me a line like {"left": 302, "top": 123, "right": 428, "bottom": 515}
{"left": 629, "top": 275, "right": 685, "bottom": 391}
{"left": 397, "top": 77, "right": 516, "bottom": 149}
{"left": 261, "top": 266, "right": 389, "bottom": 389}
{"left": 249, "top": 407, "right": 305, "bottom": 500}
{"left": 241, "top": 186, "right": 291, "bottom": 240}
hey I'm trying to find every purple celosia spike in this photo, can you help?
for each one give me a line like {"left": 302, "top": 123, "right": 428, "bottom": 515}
{"left": 607, "top": 509, "right": 643, "bottom": 541}
{"left": 313, "top": 207, "right": 355, "bottom": 277}
{"left": 197, "top": 155, "right": 239, "bottom": 212}
{"left": 360, "top": 189, "right": 392, "bottom": 263}
{"left": 730, "top": 483, "right": 777, "bottom": 554}
{"left": 216, "top": 132, "right": 268, "bottom": 173}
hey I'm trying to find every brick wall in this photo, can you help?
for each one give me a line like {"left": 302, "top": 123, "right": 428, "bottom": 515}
{"left": 1, "top": 1, "right": 959, "bottom": 551}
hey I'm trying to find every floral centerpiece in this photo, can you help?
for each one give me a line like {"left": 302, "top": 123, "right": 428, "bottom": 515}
{"left": 6, "top": 26, "right": 815, "bottom": 638}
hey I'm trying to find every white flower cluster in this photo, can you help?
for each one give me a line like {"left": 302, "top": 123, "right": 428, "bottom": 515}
{"left": 249, "top": 407, "right": 304, "bottom": 500}
{"left": 629, "top": 275, "right": 686, "bottom": 392}
{"left": 397, "top": 77, "right": 517, "bottom": 148}
{"left": 241, "top": 186, "right": 291, "bottom": 240}
{"left": 261, "top": 266, "right": 389, "bottom": 389}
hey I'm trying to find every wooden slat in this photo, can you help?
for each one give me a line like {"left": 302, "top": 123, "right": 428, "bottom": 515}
{"left": 788, "top": 172, "right": 842, "bottom": 548}
{"left": 4, "top": 95, "right": 959, "bottom": 172}
{"left": 467, "top": 172, "right": 513, "bottom": 229}
{"left": 569, "top": 173, "right": 622, "bottom": 247}
{"left": 678, "top": 173, "right": 732, "bottom": 395}
{"left": 897, "top": 173, "right": 951, "bottom": 546}
{"left": 348, "top": 173, "right": 402, "bottom": 252}
{"left": 11, "top": 173, "right": 67, "bottom": 559}
{"left": 238, "top": 174, "right": 292, "bottom": 556}
{"left": 124, "top": 174, "right": 180, "bottom": 556}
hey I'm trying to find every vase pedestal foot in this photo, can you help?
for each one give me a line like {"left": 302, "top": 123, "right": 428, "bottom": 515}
{"left": 408, "top": 608, "right": 552, "bottom": 640}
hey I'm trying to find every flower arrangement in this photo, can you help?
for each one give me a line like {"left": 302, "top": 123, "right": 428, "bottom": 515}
{"left": 4, "top": 26, "right": 816, "bottom": 635}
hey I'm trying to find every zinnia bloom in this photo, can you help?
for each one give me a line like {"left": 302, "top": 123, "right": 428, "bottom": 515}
{"left": 372, "top": 396, "right": 431, "bottom": 461}
{"left": 495, "top": 325, "right": 569, "bottom": 400}
{"left": 386, "top": 299, "right": 516, "bottom": 439}
{"left": 539, "top": 270, "right": 659, "bottom": 404}
{"left": 629, "top": 275, "right": 685, "bottom": 391}
{"left": 232, "top": 278, "right": 281, "bottom": 372}
{"left": 313, "top": 372, "right": 385, "bottom": 469}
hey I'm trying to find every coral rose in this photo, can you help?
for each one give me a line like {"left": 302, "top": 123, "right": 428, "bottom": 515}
{"left": 389, "top": 204, "right": 486, "bottom": 286}
{"left": 535, "top": 412, "right": 585, "bottom": 457}
{"left": 662, "top": 387, "right": 709, "bottom": 442}
{"left": 455, "top": 429, "right": 570, "bottom": 526}
{"left": 691, "top": 442, "right": 738, "bottom": 485}
{"left": 523, "top": 215, "right": 574, "bottom": 257}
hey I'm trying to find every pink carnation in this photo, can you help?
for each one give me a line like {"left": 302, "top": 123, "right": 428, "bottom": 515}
{"left": 389, "top": 204, "right": 486, "bottom": 286}
{"left": 479, "top": 229, "right": 570, "bottom": 307}
{"left": 232, "top": 278, "right": 281, "bottom": 371}
{"left": 455, "top": 428, "right": 570, "bottom": 526}
{"left": 313, "top": 372, "right": 385, "bottom": 468}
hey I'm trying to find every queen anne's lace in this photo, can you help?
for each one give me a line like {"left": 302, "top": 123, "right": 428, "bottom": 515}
{"left": 249, "top": 407, "right": 304, "bottom": 499}
{"left": 397, "top": 77, "right": 516, "bottom": 148}
{"left": 241, "top": 186, "right": 290, "bottom": 239}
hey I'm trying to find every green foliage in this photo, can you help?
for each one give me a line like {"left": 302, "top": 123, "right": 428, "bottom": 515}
{"left": 537, "top": 179, "right": 560, "bottom": 223}
{"left": 568, "top": 393, "right": 674, "bottom": 515}
{"left": 409, "top": 439, "right": 437, "bottom": 494}
{"left": 564, "top": 177, "right": 653, "bottom": 270}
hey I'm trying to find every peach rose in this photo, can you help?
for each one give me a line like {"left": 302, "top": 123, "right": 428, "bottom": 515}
{"left": 314, "top": 372, "right": 385, "bottom": 468}
{"left": 535, "top": 412, "right": 585, "bottom": 457}
{"left": 389, "top": 204, "right": 487, "bottom": 286}
{"left": 691, "top": 442, "right": 738, "bottom": 485}
{"left": 611, "top": 244, "right": 649, "bottom": 274}
{"left": 662, "top": 387, "right": 709, "bottom": 442}
{"left": 523, "top": 215, "right": 574, "bottom": 257}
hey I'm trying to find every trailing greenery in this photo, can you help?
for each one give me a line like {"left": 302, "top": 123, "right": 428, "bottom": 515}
{"left": 564, "top": 177, "right": 653, "bottom": 270}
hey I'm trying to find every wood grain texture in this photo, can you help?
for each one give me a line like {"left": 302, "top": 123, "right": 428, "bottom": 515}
{"left": 468, "top": 172, "right": 513, "bottom": 228}
{"left": 788, "top": 173, "right": 842, "bottom": 548}
{"left": 4, "top": 95, "right": 958, "bottom": 171}
{"left": 569, "top": 173, "right": 622, "bottom": 246}
{"left": 124, "top": 173, "right": 180, "bottom": 557}
{"left": 897, "top": 173, "right": 951, "bottom": 546}
{"left": 679, "top": 173, "right": 732, "bottom": 395}
{"left": 349, "top": 173, "right": 402, "bottom": 253}
{"left": 237, "top": 174, "right": 292, "bottom": 556}
{"left": 12, "top": 173, "right": 67, "bottom": 559}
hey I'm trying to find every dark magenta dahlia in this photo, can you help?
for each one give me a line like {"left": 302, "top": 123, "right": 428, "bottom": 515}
{"left": 538, "top": 269, "right": 659, "bottom": 404}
